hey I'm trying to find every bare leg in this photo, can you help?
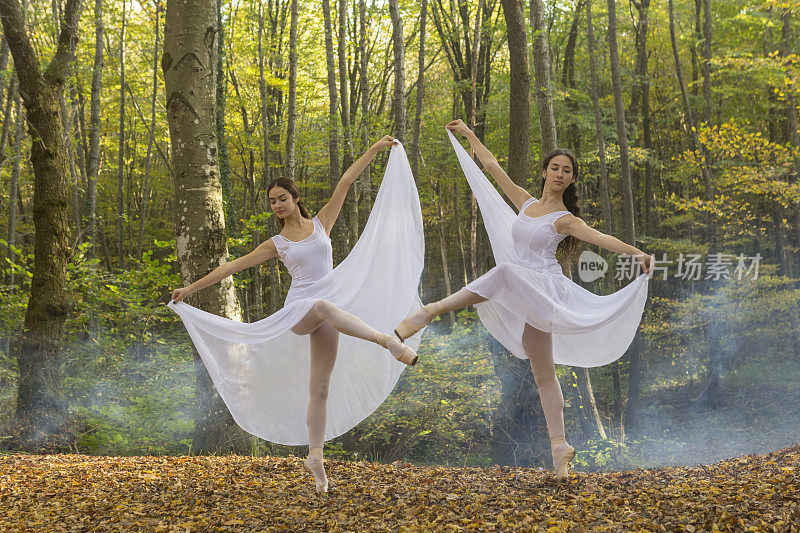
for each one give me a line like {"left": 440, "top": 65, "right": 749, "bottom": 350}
{"left": 293, "top": 300, "right": 417, "bottom": 364}
{"left": 522, "top": 323, "right": 574, "bottom": 478}
{"left": 303, "top": 321, "right": 338, "bottom": 493}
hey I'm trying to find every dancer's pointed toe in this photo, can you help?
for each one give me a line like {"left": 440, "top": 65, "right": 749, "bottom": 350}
{"left": 304, "top": 454, "right": 329, "bottom": 493}
{"left": 551, "top": 438, "right": 575, "bottom": 480}
{"left": 374, "top": 333, "right": 418, "bottom": 366}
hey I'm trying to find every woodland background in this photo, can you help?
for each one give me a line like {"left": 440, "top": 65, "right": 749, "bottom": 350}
{"left": 0, "top": 0, "right": 798, "bottom": 470}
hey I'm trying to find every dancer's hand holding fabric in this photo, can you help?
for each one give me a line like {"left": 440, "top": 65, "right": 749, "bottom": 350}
{"left": 170, "top": 286, "right": 195, "bottom": 303}
{"left": 317, "top": 135, "right": 397, "bottom": 234}
{"left": 445, "top": 119, "right": 471, "bottom": 137}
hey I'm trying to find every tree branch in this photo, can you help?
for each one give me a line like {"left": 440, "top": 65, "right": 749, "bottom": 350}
{"left": 0, "top": 0, "right": 43, "bottom": 98}
{"left": 43, "top": 0, "right": 84, "bottom": 86}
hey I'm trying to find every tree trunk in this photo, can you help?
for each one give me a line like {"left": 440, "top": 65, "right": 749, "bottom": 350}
{"left": 629, "top": 0, "right": 653, "bottom": 234}
{"left": 255, "top": 0, "right": 271, "bottom": 318}
{"left": 560, "top": 0, "right": 584, "bottom": 152}
{"left": 163, "top": 0, "right": 255, "bottom": 454}
{"left": 781, "top": 11, "right": 800, "bottom": 276}
{"left": 529, "top": 0, "right": 557, "bottom": 153}
{"left": 411, "top": 0, "right": 427, "bottom": 178}
{"left": 138, "top": 1, "right": 161, "bottom": 260}
{"left": 322, "top": 0, "right": 340, "bottom": 253}
{"left": 358, "top": 0, "right": 371, "bottom": 207}
{"left": 116, "top": 0, "right": 126, "bottom": 269}
{"left": 0, "top": 0, "right": 84, "bottom": 449}
{"left": 575, "top": 367, "right": 607, "bottom": 439}
{"left": 86, "top": 0, "right": 103, "bottom": 258}
{"left": 285, "top": 0, "right": 298, "bottom": 180}
{"left": 700, "top": 0, "right": 712, "bottom": 122}
{"left": 389, "top": 0, "right": 406, "bottom": 143}
{"left": 489, "top": 338, "right": 550, "bottom": 467}
{"left": 0, "top": 78, "right": 17, "bottom": 166}
{"left": 501, "top": 0, "right": 530, "bottom": 184}
{"left": 668, "top": 0, "right": 720, "bottom": 407}
{"left": 215, "top": 0, "right": 235, "bottom": 235}
{"left": 608, "top": 0, "right": 644, "bottom": 431}
{"left": 586, "top": 0, "right": 611, "bottom": 235}
{"left": 6, "top": 92, "right": 23, "bottom": 286}
{"left": 436, "top": 180, "right": 455, "bottom": 323}
{"left": 338, "top": 0, "right": 355, "bottom": 245}
{"left": 606, "top": 0, "right": 635, "bottom": 246}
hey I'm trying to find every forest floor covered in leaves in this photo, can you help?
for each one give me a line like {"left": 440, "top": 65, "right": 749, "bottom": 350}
{"left": 1, "top": 445, "right": 798, "bottom": 532}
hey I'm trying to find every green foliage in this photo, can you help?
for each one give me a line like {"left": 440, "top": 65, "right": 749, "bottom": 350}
{"left": 573, "top": 438, "right": 630, "bottom": 471}
{"left": 342, "top": 316, "right": 498, "bottom": 466}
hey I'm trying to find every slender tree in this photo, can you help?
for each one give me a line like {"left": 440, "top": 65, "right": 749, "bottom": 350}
{"left": 389, "top": 0, "right": 406, "bottom": 142}
{"left": 137, "top": 1, "right": 162, "bottom": 260}
{"left": 411, "top": 0, "right": 427, "bottom": 178}
{"left": 529, "top": 0, "right": 557, "bottom": 153}
{"left": 285, "top": 0, "right": 298, "bottom": 180}
{"left": 116, "top": 0, "right": 126, "bottom": 268}
{"left": 216, "top": 0, "right": 235, "bottom": 234}
{"left": 86, "top": 0, "right": 103, "bottom": 257}
{"left": 358, "top": 0, "right": 371, "bottom": 206}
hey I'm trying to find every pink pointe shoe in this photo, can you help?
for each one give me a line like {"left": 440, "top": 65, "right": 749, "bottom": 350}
{"left": 394, "top": 302, "right": 444, "bottom": 342}
{"left": 374, "top": 333, "right": 418, "bottom": 366}
{"left": 304, "top": 452, "right": 329, "bottom": 493}
{"left": 551, "top": 437, "right": 575, "bottom": 480}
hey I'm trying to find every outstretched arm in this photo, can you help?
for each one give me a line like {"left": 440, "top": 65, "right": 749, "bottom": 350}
{"left": 316, "top": 135, "right": 397, "bottom": 234}
{"left": 446, "top": 119, "right": 532, "bottom": 210}
{"left": 170, "top": 239, "right": 278, "bottom": 302}
{"left": 556, "top": 216, "right": 652, "bottom": 273}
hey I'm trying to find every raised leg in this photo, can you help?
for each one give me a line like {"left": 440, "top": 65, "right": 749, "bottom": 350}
{"left": 292, "top": 300, "right": 417, "bottom": 365}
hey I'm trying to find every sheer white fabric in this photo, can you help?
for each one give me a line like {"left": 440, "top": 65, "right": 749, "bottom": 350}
{"left": 167, "top": 143, "right": 424, "bottom": 445}
{"left": 447, "top": 130, "right": 649, "bottom": 367}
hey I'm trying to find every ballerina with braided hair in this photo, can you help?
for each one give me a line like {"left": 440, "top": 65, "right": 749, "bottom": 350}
{"left": 394, "top": 120, "right": 651, "bottom": 479}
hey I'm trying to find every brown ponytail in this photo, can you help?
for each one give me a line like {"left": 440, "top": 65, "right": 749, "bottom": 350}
{"left": 267, "top": 177, "right": 311, "bottom": 227}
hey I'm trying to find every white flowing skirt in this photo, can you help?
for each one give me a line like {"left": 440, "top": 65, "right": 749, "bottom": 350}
{"left": 167, "top": 143, "right": 424, "bottom": 445}
{"left": 465, "top": 263, "right": 649, "bottom": 367}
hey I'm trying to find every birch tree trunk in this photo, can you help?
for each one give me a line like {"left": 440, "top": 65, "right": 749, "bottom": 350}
{"left": 163, "top": 0, "right": 254, "bottom": 453}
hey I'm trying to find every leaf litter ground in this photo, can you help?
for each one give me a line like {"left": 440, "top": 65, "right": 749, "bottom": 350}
{"left": 1, "top": 445, "right": 798, "bottom": 531}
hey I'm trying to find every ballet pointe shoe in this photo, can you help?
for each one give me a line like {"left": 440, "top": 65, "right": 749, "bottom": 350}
{"left": 394, "top": 302, "right": 443, "bottom": 342}
{"left": 551, "top": 437, "right": 575, "bottom": 480}
{"left": 304, "top": 449, "right": 328, "bottom": 493}
{"left": 374, "top": 333, "right": 418, "bottom": 366}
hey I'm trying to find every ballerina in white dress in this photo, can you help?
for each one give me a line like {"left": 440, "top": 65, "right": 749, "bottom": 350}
{"left": 169, "top": 136, "right": 426, "bottom": 493}
{"left": 394, "top": 120, "right": 652, "bottom": 479}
